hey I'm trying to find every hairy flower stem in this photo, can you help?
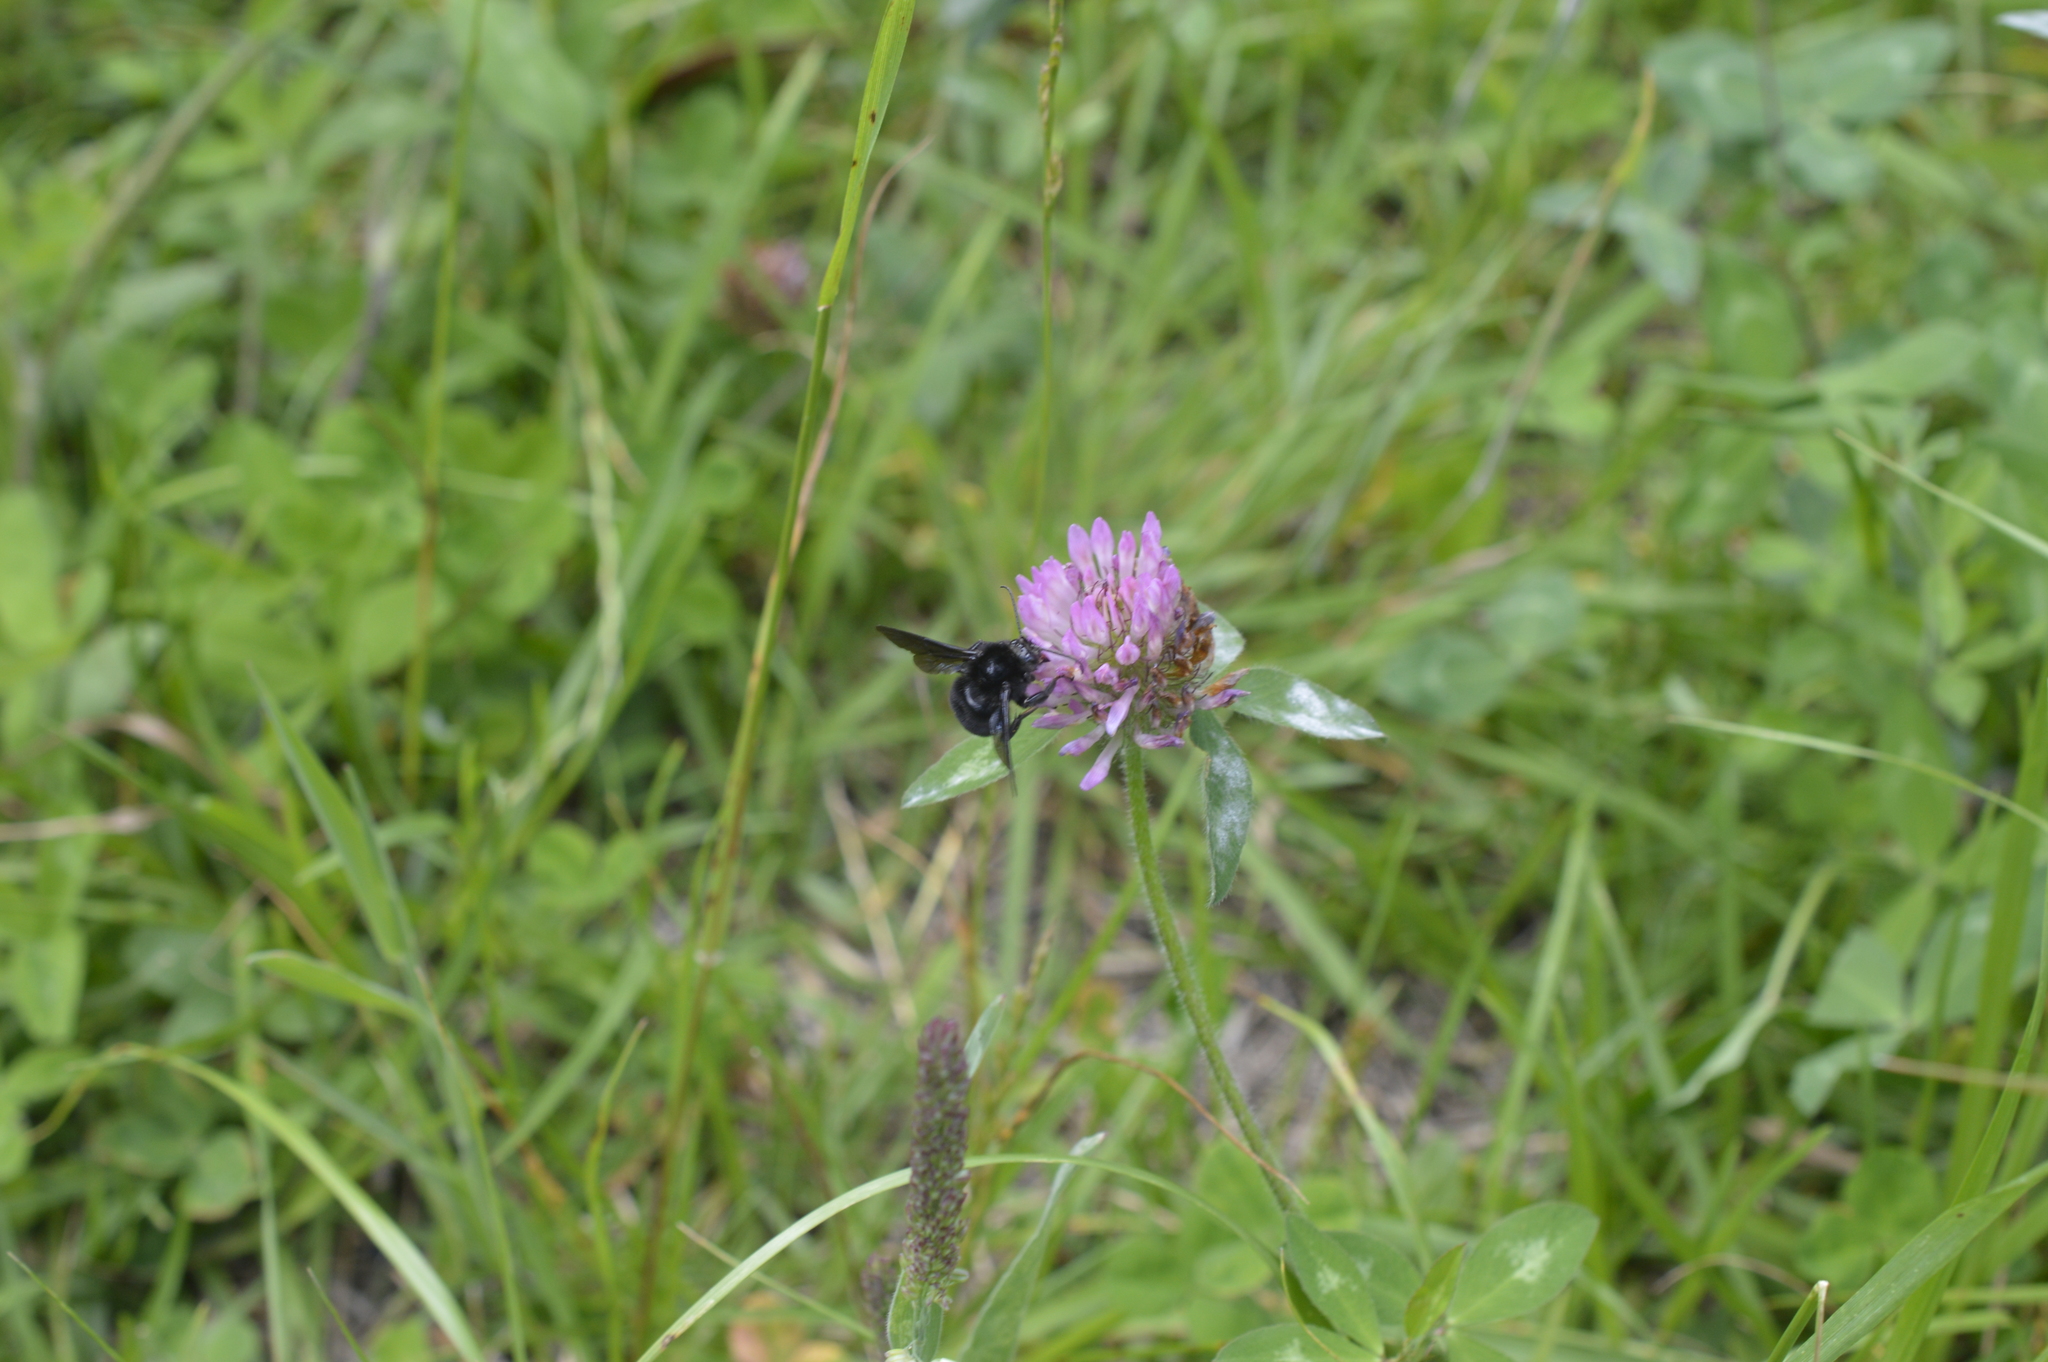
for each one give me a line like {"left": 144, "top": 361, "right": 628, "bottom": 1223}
{"left": 1122, "top": 746, "right": 1289, "bottom": 1209}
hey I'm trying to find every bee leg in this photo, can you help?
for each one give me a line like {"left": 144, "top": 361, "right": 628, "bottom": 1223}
{"left": 990, "top": 691, "right": 1019, "bottom": 788}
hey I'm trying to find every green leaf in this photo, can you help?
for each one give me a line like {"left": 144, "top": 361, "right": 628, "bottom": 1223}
{"left": 1285, "top": 1216, "right": 1382, "bottom": 1351}
{"left": 126, "top": 1048, "right": 486, "bottom": 1362}
{"left": 900, "top": 725, "right": 1059, "bottom": 808}
{"left": 251, "top": 951, "right": 418, "bottom": 1022}
{"left": 1234, "top": 668, "right": 1382, "bottom": 741}
{"left": 1815, "top": 320, "right": 1982, "bottom": 405}
{"left": 1789, "top": 1029, "right": 1905, "bottom": 1117}
{"left": 178, "top": 1129, "right": 258, "bottom": 1222}
{"left": 10, "top": 925, "right": 85, "bottom": 1045}
{"left": 1778, "top": 21, "right": 1954, "bottom": 126}
{"left": 1614, "top": 201, "right": 1700, "bottom": 304}
{"left": 1214, "top": 1324, "right": 1376, "bottom": 1362}
{"left": 1375, "top": 631, "right": 1509, "bottom": 724}
{"left": 1190, "top": 710, "right": 1253, "bottom": 906}
{"left": 447, "top": 0, "right": 598, "bottom": 153}
{"left": 1404, "top": 1243, "right": 1464, "bottom": 1337}
{"left": 959, "top": 1132, "right": 1103, "bottom": 1362}
{"left": 2003, "top": 12, "right": 2048, "bottom": 41}
{"left": 0, "top": 488, "right": 63, "bottom": 653}
{"left": 1443, "top": 1332, "right": 1516, "bottom": 1362}
{"left": 1808, "top": 929, "right": 1908, "bottom": 1029}
{"left": 1281, "top": 1256, "right": 1336, "bottom": 1332}
{"left": 1808, "top": 1160, "right": 2048, "bottom": 1362}
{"left": 1447, "top": 1202, "right": 1598, "bottom": 1326}
{"left": 1327, "top": 1232, "right": 1422, "bottom": 1332}
{"left": 1209, "top": 606, "right": 1246, "bottom": 671}
{"left": 1782, "top": 118, "right": 1878, "bottom": 202}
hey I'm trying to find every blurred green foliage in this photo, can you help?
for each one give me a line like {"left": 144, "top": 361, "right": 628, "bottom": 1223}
{"left": 4, "top": 0, "right": 2048, "bottom": 1358}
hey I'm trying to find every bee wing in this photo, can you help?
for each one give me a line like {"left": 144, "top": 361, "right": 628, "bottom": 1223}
{"left": 878, "top": 626, "right": 976, "bottom": 675}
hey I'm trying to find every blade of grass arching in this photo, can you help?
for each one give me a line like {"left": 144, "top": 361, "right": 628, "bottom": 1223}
{"left": 1840, "top": 430, "right": 2048, "bottom": 564}
{"left": 398, "top": 0, "right": 486, "bottom": 799}
{"left": 1260, "top": 995, "right": 1430, "bottom": 1267}
{"left": 1670, "top": 717, "right": 2048, "bottom": 839}
{"left": 640, "top": 2, "right": 920, "bottom": 1338}
{"left": 1799, "top": 1161, "right": 2048, "bottom": 1362}
{"left": 328, "top": 764, "right": 528, "bottom": 1360}
{"left": 1479, "top": 796, "right": 1595, "bottom": 1218}
{"left": 634, "top": 1152, "right": 1272, "bottom": 1362}
{"left": 492, "top": 946, "right": 656, "bottom": 1165}
{"left": 307, "top": 1269, "right": 372, "bottom": 1362}
{"left": 630, "top": 45, "right": 822, "bottom": 447}
{"left": 1880, "top": 666, "right": 2048, "bottom": 1359}
{"left": 672, "top": 1220, "right": 873, "bottom": 1338}
{"left": 960, "top": 1131, "right": 1103, "bottom": 1362}
{"left": 106, "top": 1046, "right": 486, "bottom": 1362}
{"left": 256, "top": 678, "right": 408, "bottom": 965}
{"left": 1665, "top": 860, "right": 1839, "bottom": 1111}
{"left": 4, "top": 1257, "right": 117, "bottom": 1362}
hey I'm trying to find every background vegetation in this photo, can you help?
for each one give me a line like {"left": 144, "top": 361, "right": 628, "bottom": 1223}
{"left": 3, "top": 0, "right": 2048, "bottom": 1358}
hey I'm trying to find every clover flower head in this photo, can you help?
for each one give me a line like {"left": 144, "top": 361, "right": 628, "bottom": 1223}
{"left": 1014, "top": 513, "right": 1246, "bottom": 791}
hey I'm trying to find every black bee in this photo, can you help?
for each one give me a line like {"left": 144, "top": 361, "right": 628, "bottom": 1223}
{"left": 878, "top": 626, "right": 1049, "bottom": 781}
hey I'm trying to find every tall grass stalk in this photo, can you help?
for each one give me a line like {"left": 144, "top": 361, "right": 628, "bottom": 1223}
{"left": 399, "top": 0, "right": 487, "bottom": 800}
{"left": 1030, "top": 0, "right": 1065, "bottom": 541}
{"left": 635, "top": 2, "right": 920, "bottom": 1338}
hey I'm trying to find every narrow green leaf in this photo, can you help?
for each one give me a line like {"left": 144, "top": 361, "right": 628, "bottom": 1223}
{"left": 255, "top": 677, "right": 407, "bottom": 964}
{"left": 965, "top": 994, "right": 1007, "bottom": 1079}
{"left": 959, "top": 1132, "right": 1103, "bottom": 1362}
{"left": 1447, "top": 1201, "right": 1598, "bottom": 1326}
{"left": 1405, "top": 1243, "right": 1465, "bottom": 1337}
{"left": 1233, "top": 667, "right": 1382, "bottom": 741}
{"left": 1190, "top": 709, "right": 1252, "bottom": 905}
{"left": 491, "top": 947, "right": 657, "bottom": 1164}
{"left": 1808, "top": 1159, "right": 2048, "bottom": 1362}
{"left": 1665, "top": 859, "right": 1838, "bottom": 1108}
{"left": 636, "top": 1151, "right": 1274, "bottom": 1361}
{"left": 900, "top": 726, "right": 1059, "bottom": 808}
{"left": 250, "top": 951, "right": 418, "bottom": 1022}
{"left": 1286, "top": 1216, "right": 1382, "bottom": 1351}
{"left": 116, "top": 1046, "right": 485, "bottom": 1362}
{"left": 817, "top": 0, "right": 918, "bottom": 307}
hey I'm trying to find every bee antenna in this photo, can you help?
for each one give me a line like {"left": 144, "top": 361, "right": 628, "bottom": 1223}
{"left": 999, "top": 583, "right": 1020, "bottom": 629}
